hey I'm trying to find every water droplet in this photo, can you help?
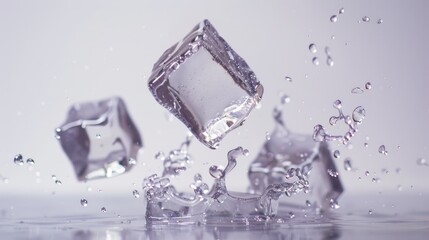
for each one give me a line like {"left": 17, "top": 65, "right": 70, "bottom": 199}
{"left": 362, "top": 16, "right": 370, "bottom": 22}
{"left": 132, "top": 190, "right": 140, "bottom": 198}
{"left": 417, "top": 158, "right": 428, "bottom": 166}
{"left": 330, "top": 15, "right": 338, "bottom": 23}
{"left": 333, "top": 100, "right": 342, "bottom": 109}
{"left": 365, "top": 171, "right": 370, "bottom": 176}
{"left": 14, "top": 154, "right": 24, "bottom": 166}
{"left": 397, "top": 185, "right": 403, "bottom": 191}
{"left": 339, "top": 8, "right": 345, "bottom": 14}
{"left": 364, "top": 143, "right": 369, "bottom": 147}
{"left": 326, "top": 56, "right": 334, "bottom": 67}
{"left": 101, "top": 207, "right": 107, "bottom": 213}
{"left": 306, "top": 200, "right": 312, "bottom": 207}
{"left": 280, "top": 94, "right": 291, "bottom": 104}
{"left": 284, "top": 76, "right": 292, "bottom": 82}
{"left": 265, "top": 132, "right": 271, "bottom": 141}
{"left": 330, "top": 199, "right": 340, "bottom": 209}
{"left": 327, "top": 169, "right": 339, "bottom": 177}
{"left": 26, "top": 158, "right": 35, "bottom": 165}
{"left": 95, "top": 134, "right": 101, "bottom": 139}
{"left": 289, "top": 212, "right": 295, "bottom": 219}
{"left": 128, "top": 158, "right": 137, "bottom": 165}
{"left": 80, "top": 199, "right": 88, "bottom": 207}
{"left": 333, "top": 150, "right": 341, "bottom": 159}
{"left": 377, "top": 19, "right": 383, "bottom": 24}
{"left": 368, "top": 210, "right": 373, "bottom": 215}
{"left": 365, "top": 82, "right": 372, "bottom": 90}
{"left": 372, "top": 177, "right": 381, "bottom": 183}
{"left": 331, "top": 35, "right": 336, "bottom": 40}
{"left": 344, "top": 159, "right": 352, "bottom": 171}
{"left": 55, "top": 180, "right": 62, "bottom": 185}
{"left": 312, "top": 57, "right": 320, "bottom": 66}
{"left": 352, "top": 106, "right": 366, "bottom": 124}
{"left": 351, "top": 87, "right": 364, "bottom": 94}
{"left": 309, "top": 43, "right": 317, "bottom": 53}
{"left": 378, "top": 145, "right": 388, "bottom": 155}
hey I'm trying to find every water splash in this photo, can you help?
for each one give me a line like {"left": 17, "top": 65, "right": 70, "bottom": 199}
{"left": 313, "top": 100, "right": 366, "bottom": 145}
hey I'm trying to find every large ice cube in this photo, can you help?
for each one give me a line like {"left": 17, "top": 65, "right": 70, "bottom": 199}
{"left": 148, "top": 19, "right": 263, "bottom": 149}
{"left": 248, "top": 125, "right": 343, "bottom": 210}
{"left": 56, "top": 97, "right": 142, "bottom": 181}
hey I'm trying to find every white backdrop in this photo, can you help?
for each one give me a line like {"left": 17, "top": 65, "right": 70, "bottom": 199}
{"left": 0, "top": 0, "right": 428, "bottom": 205}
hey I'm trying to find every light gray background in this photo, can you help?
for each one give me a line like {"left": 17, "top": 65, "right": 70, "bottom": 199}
{"left": 1, "top": 0, "right": 428, "bottom": 209}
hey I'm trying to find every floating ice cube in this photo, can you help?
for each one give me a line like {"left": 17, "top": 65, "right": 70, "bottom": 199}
{"left": 56, "top": 97, "right": 142, "bottom": 181}
{"left": 148, "top": 19, "right": 263, "bottom": 149}
{"left": 249, "top": 120, "right": 343, "bottom": 210}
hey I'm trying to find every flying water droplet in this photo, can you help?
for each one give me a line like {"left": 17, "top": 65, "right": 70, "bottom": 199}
{"left": 377, "top": 19, "right": 384, "bottom": 24}
{"left": 365, "top": 82, "right": 372, "bottom": 90}
{"left": 326, "top": 56, "right": 334, "bottom": 67}
{"left": 339, "top": 8, "right": 345, "bottom": 14}
{"left": 265, "top": 132, "right": 271, "bottom": 141}
{"left": 14, "top": 154, "right": 24, "bottom": 166}
{"left": 378, "top": 145, "right": 388, "bottom": 155}
{"left": 26, "top": 158, "right": 35, "bottom": 165}
{"left": 312, "top": 57, "right": 320, "bottom": 66}
{"left": 95, "top": 134, "right": 101, "bottom": 139}
{"left": 101, "top": 207, "right": 107, "bottom": 213}
{"left": 133, "top": 190, "right": 140, "bottom": 198}
{"left": 417, "top": 158, "right": 428, "bottom": 166}
{"left": 333, "top": 150, "right": 341, "bottom": 159}
{"left": 330, "top": 15, "right": 338, "bottom": 23}
{"left": 309, "top": 43, "right": 317, "bottom": 53}
{"left": 352, "top": 106, "right": 366, "bottom": 124}
{"left": 368, "top": 210, "right": 373, "bottom": 215}
{"left": 55, "top": 180, "right": 62, "bottom": 185}
{"left": 284, "top": 76, "right": 292, "bottom": 82}
{"left": 80, "top": 199, "right": 88, "bottom": 207}
{"left": 362, "top": 16, "right": 370, "bottom": 22}
{"left": 351, "top": 87, "right": 364, "bottom": 94}
{"left": 128, "top": 158, "right": 137, "bottom": 165}
{"left": 365, "top": 171, "right": 370, "bottom": 176}
{"left": 344, "top": 159, "right": 352, "bottom": 171}
{"left": 289, "top": 212, "right": 295, "bottom": 219}
{"left": 330, "top": 199, "right": 340, "bottom": 209}
{"left": 364, "top": 143, "right": 369, "bottom": 147}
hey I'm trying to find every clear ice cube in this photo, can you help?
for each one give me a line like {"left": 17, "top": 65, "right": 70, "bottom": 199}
{"left": 148, "top": 19, "right": 263, "bottom": 149}
{"left": 248, "top": 124, "right": 343, "bottom": 210}
{"left": 56, "top": 97, "right": 142, "bottom": 181}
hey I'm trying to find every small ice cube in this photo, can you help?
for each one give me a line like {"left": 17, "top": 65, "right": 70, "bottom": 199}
{"left": 148, "top": 19, "right": 263, "bottom": 149}
{"left": 55, "top": 97, "right": 143, "bottom": 181}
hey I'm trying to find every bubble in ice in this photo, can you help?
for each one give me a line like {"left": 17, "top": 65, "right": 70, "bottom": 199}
{"left": 80, "top": 199, "right": 88, "bottom": 207}
{"left": 101, "top": 207, "right": 107, "bottom": 213}
{"left": 309, "top": 43, "right": 317, "bottom": 53}
{"left": 14, "top": 154, "right": 24, "bottom": 166}
{"left": 132, "top": 189, "right": 140, "bottom": 198}
{"left": 330, "top": 15, "right": 338, "bottom": 23}
{"left": 352, "top": 106, "right": 366, "bottom": 124}
{"left": 378, "top": 145, "right": 388, "bottom": 155}
{"left": 326, "top": 56, "right": 334, "bottom": 67}
{"left": 351, "top": 87, "right": 364, "bottom": 94}
{"left": 377, "top": 19, "right": 384, "bottom": 24}
{"left": 147, "top": 19, "right": 263, "bottom": 149}
{"left": 417, "top": 158, "right": 428, "bottom": 166}
{"left": 333, "top": 150, "right": 341, "bottom": 159}
{"left": 365, "top": 82, "right": 372, "bottom": 90}
{"left": 339, "top": 8, "right": 345, "bottom": 14}
{"left": 344, "top": 159, "right": 352, "bottom": 171}
{"left": 284, "top": 76, "right": 292, "bottom": 82}
{"left": 312, "top": 57, "right": 320, "bottom": 66}
{"left": 362, "top": 16, "right": 370, "bottom": 22}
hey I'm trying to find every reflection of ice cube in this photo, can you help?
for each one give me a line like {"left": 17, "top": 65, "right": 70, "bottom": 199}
{"left": 248, "top": 125, "right": 343, "bottom": 210}
{"left": 148, "top": 19, "right": 263, "bottom": 149}
{"left": 56, "top": 97, "right": 142, "bottom": 181}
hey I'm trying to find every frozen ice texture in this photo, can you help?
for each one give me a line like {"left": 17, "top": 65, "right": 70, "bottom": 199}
{"left": 248, "top": 121, "right": 343, "bottom": 210}
{"left": 148, "top": 19, "right": 263, "bottom": 149}
{"left": 56, "top": 97, "right": 142, "bottom": 181}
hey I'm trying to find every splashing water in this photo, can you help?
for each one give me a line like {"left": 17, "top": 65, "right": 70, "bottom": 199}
{"left": 313, "top": 100, "right": 366, "bottom": 145}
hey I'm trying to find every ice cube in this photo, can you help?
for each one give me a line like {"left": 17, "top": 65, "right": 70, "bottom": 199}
{"left": 248, "top": 125, "right": 343, "bottom": 210}
{"left": 148, "top": 19, "right": 263, "bottom": 149}
{"left": 56, "top": 97, "right": 142, "bottom": 181}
